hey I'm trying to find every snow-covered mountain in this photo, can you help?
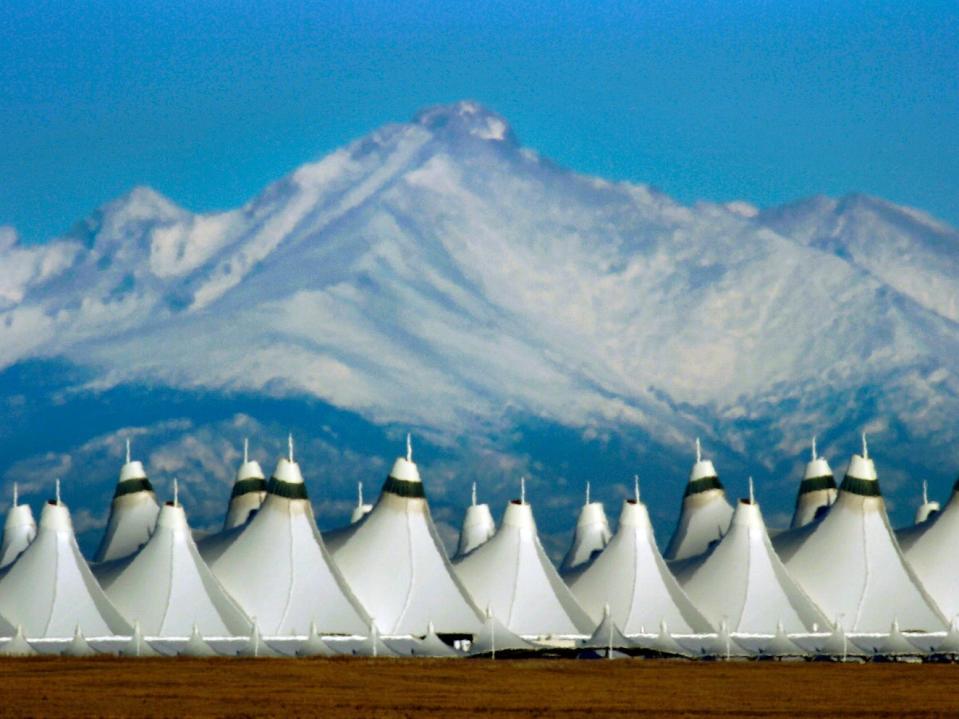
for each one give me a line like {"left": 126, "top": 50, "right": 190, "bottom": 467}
{"left": 1, "top": 101, "right": 957, "bottom": 554}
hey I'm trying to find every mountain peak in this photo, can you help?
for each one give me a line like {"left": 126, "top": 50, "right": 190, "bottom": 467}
{"left": 413, "top": 101, "right": 516, "bottom": 144}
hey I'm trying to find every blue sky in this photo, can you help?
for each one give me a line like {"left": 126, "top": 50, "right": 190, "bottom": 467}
{"left": 2, "top": 0, "right": 957, "bottom": 244}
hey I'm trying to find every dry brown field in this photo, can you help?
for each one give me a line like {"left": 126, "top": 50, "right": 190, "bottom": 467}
{"left": 0, "top": 657, "right": 957, "bottom": 717}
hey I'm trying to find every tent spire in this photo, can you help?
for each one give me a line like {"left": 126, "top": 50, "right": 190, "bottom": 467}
{"left": 243, "top": 437, "right": 249, "bottom": 464}
{"left": 861, "top": 432, "right": 869, "bottom": 460}
{"left": 11, "top": 482, "right": 17, "bottom": 508}
{"left": 55, "top": 478, "right": 61, "bottom": 506}
{"left": 811, "top": 435, "right": 817, "bottom": 461}
{"left": 634, "top": 474, "right": 640, "bottom": 502}
{"left": 406, "top": 432, "right": 413, "bottom": 463}
{"left": 520, "top": 476, "right": 526, "bottom": 504}
{"left": 471, "top": 481, "right": 477, "bottom": 507}
{"left": 125, "top": 437, "right": 131, "bottom": 464}
{"left": 922, "top": 479, "right": 929, "bottom": 505}
{"left": 748, "top": 476, "right": 755, "bottom": 504}
{"left": 695, "top": 437, "right": 702, "bottom": 463}
{"left": 288, "top": 433, "right": 294, "bottom": 463}
{"left": 357, "top": 481, "right": 364, "bottom": 508}
{"left": 585, "top": 481, "right": 591, "bottom": 506}
{"left": 173, "top": 477, "right": 179, "bottom": 507}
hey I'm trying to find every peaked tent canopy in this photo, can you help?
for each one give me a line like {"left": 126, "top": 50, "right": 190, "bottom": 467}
{"left": 753, "top": 621, "right": 810, "bottom": 660}
{"left": 96, "top": 483, "right": 252, "bottom": 637}
{"left": 469, "top": 609, "right": 538, "bottom": 657}
{"left": 295, "top": 622, "right": 336, "bottom": 657}
{"left": 205, "top": 436, "right": 371, "bottom": 636}
{"left": 579, "top": 605, "right": 636, "bottom": 653}
{"left": 118, "top": 621, "right": 162, "bottom": 658}
{"left": 62, "top": 626, "right": 98, "bottom": 657}
{"left": 900, "top": 477, "right": 959, "bottom": 619}
{"left": 403, "top": 622, "right": 463, "bottom": 657}
{"left": 0, "top": 625, "right": 37, "bottom": 657}
{"left": 801, "top": 622, "right": 868, "bottom": 661}
{"left": 349, "top": 482, "right": 374, "bottom": 525}
{"left": 178, "top": 624, "right": 219, "bottom": 657}
{"left": 453, "top": 483, "right": 592, "bottom": 637}
{"left": 928, "top": 620, "right": 959, "bottom": 660}
{"left": 453, "top": 482, "right": 496, "bottom": 559}
{"left": 676, "top": 485, "right": 830, "bottom": 634}
{"left": 775, "top": 438, "right": 945, "bottom": 633}
{"left": 223, "top": 439, "right": 267, "bottom": 530}
{"left": 560, "top": 482, "right": 611, "bottom": 574}
{"left": 632, "top": 620, "right": 694, "bottom": 658}
{"left": 0, "top": 483, "right": 36, "bottom": 569}
{"left": 664, "top": 440, "right": 733, "bottom": 561}
{"left": 568, "top": 480, "right": 713, "bottom": 635}
{"left": 94, "top": 440, "right": 160, "bottom": 563}
{"left": 855, "top": 619, "right": 924, "bottom": 661}
{"left": 790, "top": 438, "right": 837, "bottom": 529}
{"left": 0, "top": 486, "right": 131, "bottom": 638}
{"left": 679, "top": 620, "right": 754, "bottom": 660}
{"left": 913, "top": 480, "right": 940, "bottom": 525}
{"left": 236, "top": 621, "right": 282, "bottom": 657}
{"left": 331, "top": 437, "right": 484, "bottom": 636}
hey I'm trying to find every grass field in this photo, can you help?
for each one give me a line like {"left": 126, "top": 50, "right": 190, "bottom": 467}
{"left": 0, "top": 657, "right": 956, "bottom": 717}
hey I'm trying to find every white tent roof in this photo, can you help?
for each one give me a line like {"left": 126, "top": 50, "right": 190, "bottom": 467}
{"left": 676, "top": 488, "right": 830, "bottom": 633}
{"left": 223, "top": 439, "right": 266, "bottom": 530}
{"left": 295, "top": 622, "right": 336, "bottom": 657}
{"left": 790, "top": 438, "right": 837, "bottom": 529}
{"left": 205, "top": 443, "right": 371, "bottom": 636}
{"left": 118, "top": 621, "right": 161, "bottom": 657}
{"left": 901, "top": 479, "right": 959, "bottom": 619}
{"left": 928, "top": 619, "right": 959, "bottom": 658}
{"left": 401, "top": 621, "right": 463, "bottom": 657}
{"left": 664, "top": 440, "right": 733, "bottom": 561}
{"left": 854, "top": 619, "right": 924, "bottom": 660}
{"left": 236, "top": 620, "right": 282, "bottom": 657}
{"left": 349, "top": 481, "right": 373, "bottom": 525}
{"left": 94, "top": 441, "right": 160, "bottom": 562}
{"left": 454, "top": 482, "right": 495, "bottom": 559}
{"left": 579, "top": 605, "right": 636, "bottom": 652}
{"left": 678, "top": 620, "right": 754, "bottom": 659}
{"left": 912, "top": 480, "right": 941, "bottom": 525}
{"left": 632, "top": 620, "right": 694, "bottom": 658}
{"left": 178, "top": 624, "right": 219, "bottom": 657}
{"left": 0, "top": 625, "right": 37, "bottom": 657}
{"left": 330, "top": 441, "right": 484, "bottom": 636}
{"left": 795, "top": 623, "right": 867, "bottom": 660}
{"left": 0, "top": 489, "right": 131, "bottom": 638}
{"left": 752, "top": 621, "right": 810, "bottom": 660}
{"left": 62, "top": 626, "right": 98, "bottom": 657}
{"left": 775, "top": 442, "right": 946, "bottom": 632}
{"left": 560, "top": 482, "right": 611, "bottom": 574}
{"left": 568, "top": 488, "right": 713, "bottom": 634}
{"left": 0, "top": 484, "right": 36, "bottom": 569}
{"left": 453, "top": 490, "right": 592, "bottom": 637}
{"left": 469, "top": 609, "right": 537, "bottom": 656}
{"left": 96, "top": 486, "right": 252, "bottom": 637}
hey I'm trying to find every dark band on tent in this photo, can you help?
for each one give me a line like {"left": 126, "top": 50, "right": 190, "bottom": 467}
{"left": 267, "top": 477, "right": 309, "bottom": 500}
{"left": 798, "top": 475, "right": 836, "bottom": 495}
{"left": 383, "top": 475, "right": 426, "bottom": 498}
{"left": 953, "top": 476, "right": 959, "bottom": 493}
{"left": 684, "top": 476, "right": 724, "bottom": 497}
{"left": 231, "top": 478, "right": 267, "bottom": 498}
{"left": 840, "top": 475, "right": 882, "bottom": 497}
{"left": 113, "top": 477, "right": 154, "bottom": 498}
